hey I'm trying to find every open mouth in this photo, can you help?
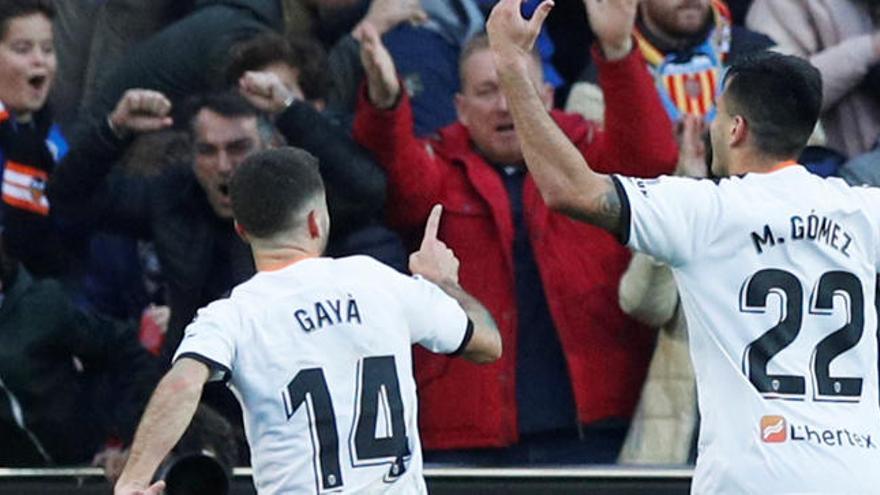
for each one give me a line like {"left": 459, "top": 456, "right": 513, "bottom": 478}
{"left": 496, "top": 124, "right": 515, "bottom": 133}
{"left": 27, "top": 75, "right": 47, "bottom": 91}
{"left": 218, "top": 183, "right": 230, "bottom": 198}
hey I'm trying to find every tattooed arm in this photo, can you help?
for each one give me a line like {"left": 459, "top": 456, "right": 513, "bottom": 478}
{"left": 486, "top": 0, "right": 625, "bottom": 238}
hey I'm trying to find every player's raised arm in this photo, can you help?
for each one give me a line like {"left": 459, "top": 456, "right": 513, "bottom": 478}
{"left": 486, "top": 0, "right": 625, "bottom": 237}
{"left": 409, "top": 205, "right": 502, "bottom": 364}
{"left": 114, "top": 358, "right": 210, "bottom": 495}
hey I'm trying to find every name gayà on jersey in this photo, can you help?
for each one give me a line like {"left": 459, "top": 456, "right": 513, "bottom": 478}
{"left": 294, "top": 295, "right": 363, "bottom": 333}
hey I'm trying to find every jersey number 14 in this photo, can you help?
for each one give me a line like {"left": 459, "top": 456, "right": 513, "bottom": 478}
{"left": 283, "top": 355, "right": 410, "bottom": 493}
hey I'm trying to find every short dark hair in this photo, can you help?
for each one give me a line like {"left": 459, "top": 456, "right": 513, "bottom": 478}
{"left": 183, "top": 91, "right": 259, "bottom": 131}
{"left": 225, "top": 32, "right": 331, "bottom": 102}
{"left": 182, "top": 91, "right": 279, "bottom": 144}
{"left": 722, "top": 51, "right": 822, "bottom": 158}
{"left": 0, "top": 0, "right": 53, "bottom": 40}
{"left": 230, "top": 147, "right": 324, "bottom": 239}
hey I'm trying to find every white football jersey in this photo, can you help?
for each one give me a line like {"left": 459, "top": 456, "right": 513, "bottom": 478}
{"left": 617, "top": 166, "right": 880, "bottom": 494}
{"left": 173, "top": 256, "right": 471, "bottom": 495}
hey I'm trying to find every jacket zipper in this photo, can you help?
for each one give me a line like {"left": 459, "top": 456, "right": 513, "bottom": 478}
{"left": 0, "top": 375, "right": 53, "bottom": 464}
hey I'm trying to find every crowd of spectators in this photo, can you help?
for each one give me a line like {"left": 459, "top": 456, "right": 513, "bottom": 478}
{"left": 1, "top": 0, "right": 879, "bottom": 480}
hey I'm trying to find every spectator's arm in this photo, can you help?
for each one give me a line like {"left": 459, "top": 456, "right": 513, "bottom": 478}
{"left": 325, "top": 0, "right": 429, "bottom": 119}
{"left": 48, "top": 90, "right": 174, "bottom": 236}
{"left": 352, "top": 23, "right": 445, "bottom": 232}
{"left": 275, "top": 101, "right": 387, "bottom": 237}
{"left": 115, "top": 358, "right": 208, "bottom": 495}
{"left": 746, "top": 0, "right": 880, "bottom": 110}
{"left": 578, "top": 43, "right": 678, "bottom": 178}
{"left": 47, "top": 116, "right": 130, "bottom": 203}
{"left": 619, "top": 252, "right": 679, "bottom": 328}
{"left": 326, "top": 34, "right": 364, "bottom": 117}
{"left": 59, "top": 304, "right": 159, "bottom": 446}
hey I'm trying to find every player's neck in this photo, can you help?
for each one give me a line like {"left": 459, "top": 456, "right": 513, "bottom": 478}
{"left": 730, "top": 150, "right": 798, "bottom": 175}
{"left": 253, "top": 246, "right": 320, "bottom": 272}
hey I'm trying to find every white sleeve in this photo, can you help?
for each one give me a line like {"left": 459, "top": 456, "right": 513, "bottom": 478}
{"left": 393, "top": 274, "right": 471, "bottom": 355}
{"left": 172, "top": 301, "right": 238, "bottom": 382}
{"left": 615, "top": 174, "right": 722, "bottom": 267}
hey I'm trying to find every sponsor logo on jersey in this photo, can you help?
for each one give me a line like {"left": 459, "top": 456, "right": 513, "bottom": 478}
{"left": 760, "top": 415, "right": 876, "bottom": 449}
{"left": 761, "top": 415, "right": 787, "bottom": 443}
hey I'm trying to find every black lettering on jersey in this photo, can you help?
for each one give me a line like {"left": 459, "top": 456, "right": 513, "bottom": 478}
{"left": 347, "top": 298, "right": 362, "bottom": 324}
{"left": 789, "top": 213, "right": 854, "bottom": 258}
{"left": 791, "top": 216, "right": 804, "bottom": 239}
{"left": 295, "top": 309, "right": 315, "bottom": 332}
{"left": 315, "top": 303, "right": 333, "bottom": 328}
{"left": 326, "top": 299, "right": 342, "bottom": 321}
{"left": 841, "top": 232, "right": 853, "bottom": 256}
{"left": 295, "top": 297, "right": 364, "bottom": 333}
{"left": 751, "top": 225, "right": 776, "bottom": 254}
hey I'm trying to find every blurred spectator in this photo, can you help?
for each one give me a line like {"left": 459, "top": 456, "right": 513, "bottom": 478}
{"left": 323, "top": 0, "right": 483, "bottom": 136}
{"left": 0, "top": 239, "right": 157, "bottom": 467}
{"left": 839, "top": 142, "right": 880, "bottom": 186}
{"left": 226, "top": 33, "right": 332, "bottom": 110}
{"left": 51, "top": 0, "right": 194, "bottom": 133}
{"left": 382, "top": 0, "right": 484, "bottom": 136}
{"left": 567, "top": 0, "right": 772, "bottom": 125}
{"left": 281, "top": 0, "right": 367, "bottom": 46}
{"left": 226, "top": 32, "right": 406, "bottom": 270}
{"left": 0, "top": 0, "right": 70, "bottom": 277}
{"left": 617, "top": 252, "right": 695, "bottom": 465}
{"left": 616, "top": 115, "right": 704, "bottom": 465}
{"left": 48, "top": 88, "right": 385, "bottom": 360}
{"left": 83, "top": 0, "right": 284, "bottom": 122}
{"left": 747, "top": 0, "right": 880, "bottom": 158}
{"left": 724, "top": 0, "right": 753, "bottom": 26}
{"left": 0, "top": 0, "right": 169, "bottom": 320}
{"left": 354, "top": 0, "right": 677, "bottom": 463}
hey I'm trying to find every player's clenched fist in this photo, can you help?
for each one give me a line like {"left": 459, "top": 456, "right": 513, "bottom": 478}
{"left": 108, "top": 89, "right": 173, "bottom": 137}
{"left": 409, "top": 204, "right": 460, "bottom": 286}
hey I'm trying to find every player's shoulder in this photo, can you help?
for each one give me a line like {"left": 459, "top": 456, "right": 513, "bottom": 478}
{"left": 619, "top": 174, "right": 722, "bottom": 199}
{"left": 332, "top": 255, "right": 406, "bottom": 280}
{"left": 190, "top": 296, "right": 242, "bottom": 328}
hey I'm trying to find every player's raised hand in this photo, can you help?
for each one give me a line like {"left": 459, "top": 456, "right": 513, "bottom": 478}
{"left": 583, "top": 0, "right": 636, "bottom": 60}
{"left": 486, "top": 0, "right": 554, "bottom": 65}
{"left": 108, "top": 90, "right": 173, "bottom": 137}
{"left": 409, "top": 204, "right": 460, "bottom": 286}
{"left": 354, "top": 20, "right": 401, "bottom": 109}
{"left": 114, "top": 480, "right": 165, "bottom": 495}
{"left": 238, "top": 70, "right": 303, "bottom": 114}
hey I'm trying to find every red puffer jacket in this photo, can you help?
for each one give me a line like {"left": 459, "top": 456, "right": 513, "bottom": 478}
{"left": 354, "top": 45, "right": 678, "bottom": 450}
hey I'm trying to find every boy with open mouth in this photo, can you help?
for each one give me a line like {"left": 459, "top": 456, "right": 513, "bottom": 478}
{"left": 0, "top": 0, "right": 69, "bottom": 277}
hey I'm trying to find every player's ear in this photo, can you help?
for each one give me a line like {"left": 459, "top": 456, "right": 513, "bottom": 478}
{"left": 730, "top": 115, "right": 748, "bottom": 147}
{"left": 234, "top": 220, "right": 251, "bottom": 244}
{"left": 307, "top": 210, "right": 321, "bottom": 240}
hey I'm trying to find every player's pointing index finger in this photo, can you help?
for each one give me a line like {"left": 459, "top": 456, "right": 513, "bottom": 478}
{"left": 421, "top": 204, "right": 443, "bottom": 248}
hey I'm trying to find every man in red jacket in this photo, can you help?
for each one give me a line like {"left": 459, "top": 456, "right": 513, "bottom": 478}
{"left": 353, "top": 0, "right": 677, "bottom": 463}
